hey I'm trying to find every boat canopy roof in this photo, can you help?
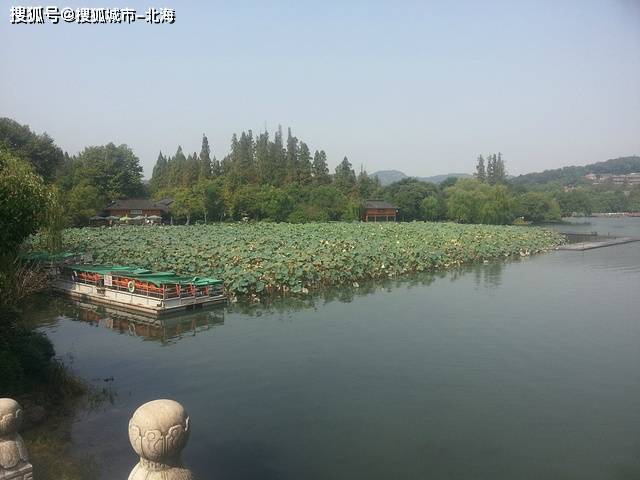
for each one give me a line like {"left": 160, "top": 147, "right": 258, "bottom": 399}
{"left": 68, "top": 264, "right": 223, "bottom": 287}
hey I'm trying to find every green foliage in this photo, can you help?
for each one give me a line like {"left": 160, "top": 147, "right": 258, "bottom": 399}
{"left": 334, "top": 156, "right": 356, "bottom": 192}
{"left": 0, "top": 149, "right": 51, "bottom": 252}
{"left": 384, "top": 178, "right": 439, "bottom": 221}
{"left": 590, "top": 190, "right": 628, "bottom": 213}
{"left": 74, "top": 143, "right": 143, "bottom": 200}
{"left": 257, "top": 186, "right": 292, "bottom": 221}
{"left": 439, "top": 176, "right": 459, "bottom": 189}
{"left": 554, "top": 188, "right": 593, "bottom": 216}
{"left": 342, "top": 198, "right": 362, "bottom": 221}
{"left": 64, "top": 182, "right": 105, "bottom": 226}
{"left": 516, "top": 192, "right": 562, "bottom": 222}
{"left": 0, "top": 148, "right": 66, "bottom": 312}
{"left": 480, "top": 153, "right": 506, "bottom": 184}
{"left": 9, "top": 113, "right": 634, "bottom": 231}
{"left": 628, "top": 188, "right": 640, "bottom": 212}
{"left": 199, "top": 134, "right": 212, "bottom": 179}
{"left": 0, "top": 117, "right": 64, "bottom": 181}
{"left": 445, "top": 179, "right": 517, "bottom": 224}
{"left": 0, "top": 255, "right": 49, "bottom": 311}
{"left": 50, "top": 222, "right": 562, "bottom": 298}
{"left": 420, "top": 196, "right": 442, "bottom": 221}
{"left": 298, "top": 142, "right": 313, "bottom": 185}
{"left": 170, "top": 185, "right": 204, "bottom": 224}
{"left": 309, "top": 186, "right": 348, "bottom": 220}
{"left": 40, "top": 187, "right": 67, "bottom": 253}
{"left": 51, "top": 140, "right": 143, "bottom": 226}
{"left": 356, "top": 169, "right": 382, "bottom": 199}
{"left": 474, "top": 155, "right": 486, "bottom": 182}
{"left": 477, "top": 185, "right": 515, "bottom": 224}
{"left": 0, "top": 321, "right": 54, "bottom": 395}
{"left": 446, "top": 185, "right": 479, "bottom": 223}
{"left": 287, "top": 208, "right": 310, "bottom": 223}
{"left": 204, "top": 179, "right": 225, "bottom": 221}
{"left": 312, "top": 150, "right": 330, "bottom": 185}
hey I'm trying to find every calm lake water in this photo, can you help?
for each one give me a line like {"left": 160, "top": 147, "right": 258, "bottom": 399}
{"left": 29, "top": 217, "right": 640, "bottom": 479}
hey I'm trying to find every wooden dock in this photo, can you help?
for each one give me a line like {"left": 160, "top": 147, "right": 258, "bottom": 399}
{"left": 557, "top": 237, "right": 640, "bottom": 251}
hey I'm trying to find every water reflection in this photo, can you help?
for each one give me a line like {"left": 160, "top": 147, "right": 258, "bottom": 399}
{"left": 40, "top": 299, "right": 225, "bottom": 343}
{"left": 544, "top": 216, "right": 640, "bottom": 237}
{"left": 229, "top": 260, "right": 505, "bottom": 316}
{"left": 26, "top": 258, "right": 506, "bottom": 338}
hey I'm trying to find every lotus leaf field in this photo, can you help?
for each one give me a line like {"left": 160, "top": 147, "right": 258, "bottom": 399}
{"left": 51, "top": 222, "right": 562, "bottom": 297}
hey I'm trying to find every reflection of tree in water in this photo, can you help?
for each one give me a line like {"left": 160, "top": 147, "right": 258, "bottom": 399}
{"left": 230, "top": 259, "right": 509, "bottom": 316}
{"left": 29, "top": 257, "right": 510, "bottom": 330}
{"left": 471, "top": 260, "right": 506, "bottom": 289}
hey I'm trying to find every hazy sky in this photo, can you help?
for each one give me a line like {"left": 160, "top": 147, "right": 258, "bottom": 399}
{"left": 2, "top": 0, "right": 639, "bottom": 178}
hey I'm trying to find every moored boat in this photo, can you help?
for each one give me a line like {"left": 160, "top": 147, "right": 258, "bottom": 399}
{"left": 52, "top": 264, "right": 226, "bottom": 316}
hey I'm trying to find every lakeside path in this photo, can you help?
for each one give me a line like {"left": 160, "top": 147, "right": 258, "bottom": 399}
{"left": 36, "top": 222, "right": 563, "bottom": 298}
{"left": 557, "top": 237, "right": 640, "bottom": 251}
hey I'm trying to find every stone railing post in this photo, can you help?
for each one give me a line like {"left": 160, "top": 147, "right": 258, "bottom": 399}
{"left": 0, "top": 398, "right": 33, "bottom": 480}
{"left": 127, "top": 399, "right": 193, "bottom": 480}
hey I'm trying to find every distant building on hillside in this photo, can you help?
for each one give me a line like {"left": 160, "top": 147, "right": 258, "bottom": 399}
{"left": 104, "top": 198, "right": 172, "bottom": 218}
{"left": 363, "top": 200, "right": 399, "bottom": 222}
{"left": 585, "top": 173, "right": 640, "bottom": 186}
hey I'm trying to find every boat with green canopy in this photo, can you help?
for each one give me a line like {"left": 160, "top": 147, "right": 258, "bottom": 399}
{"left": 53, "top": 263, "right": 226, "bottom": 315}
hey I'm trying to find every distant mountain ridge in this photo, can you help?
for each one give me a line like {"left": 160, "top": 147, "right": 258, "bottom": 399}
{"left": 371, "top": 170, "right": 471, "bottom": 186}
{"left": 372, "top": 156, "right": 640, "bottom": 187}
{"left": 511, "top": 156, "right": 640, "bottom": 187}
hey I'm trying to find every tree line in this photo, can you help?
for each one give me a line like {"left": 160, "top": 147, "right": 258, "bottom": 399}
{"left": 148, "top": 127, "right": 381, "bottom": 223}
{"left": 2, "top": 117, "right": 639, "bottom": 233}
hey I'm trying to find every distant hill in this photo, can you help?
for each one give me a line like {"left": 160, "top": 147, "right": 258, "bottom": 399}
{"left": 371, "top": 170, "right": 471, "bottom": 186}
{"left": 424, "top": 173, "right": 473, "bottom": 184}
{"left": 511, "top": 156, "right": 640, "bottom": 187}
{"left": 370, "top": 170, "right": 408, "bottom": 185}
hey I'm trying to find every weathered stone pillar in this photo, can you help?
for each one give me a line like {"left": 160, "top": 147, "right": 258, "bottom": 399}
{"left": 127, "top": 399, "right": 193, "bottom": 480}
{"left": 0, "top": 398, "right": 33, "bottom": 480}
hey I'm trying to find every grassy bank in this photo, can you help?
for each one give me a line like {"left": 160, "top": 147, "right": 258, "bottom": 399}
{"left": 44, "top": 222, "right": 563, "bottom": 297}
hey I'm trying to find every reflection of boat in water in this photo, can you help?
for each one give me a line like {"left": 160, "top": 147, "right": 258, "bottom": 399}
{"left": 66, "top": 299, "right": 225, "bottom": 341}
{"left": 52, "top": 264, "right": 226, "bottom": 316}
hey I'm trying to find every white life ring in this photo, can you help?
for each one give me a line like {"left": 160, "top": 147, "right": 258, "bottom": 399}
{"left": 127, "top": 280, "right": 136, "bottom": 293}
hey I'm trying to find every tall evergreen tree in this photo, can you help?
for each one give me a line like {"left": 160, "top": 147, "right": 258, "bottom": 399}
{"left": 255, "top": 131, "right": 272, "bottom": 185}
{"left": 475, "top": 155, "right": 486, "bottom": 182}
{"left": 334, "top": 156, "right": 356, "bottom": 192}
{"left": 199, "top": 134, "right": 212, "bottom": 179}
{"left": 270, "top": 126, "right": 287, "bottom": 185}
{"left": 211, "top": 156, "right": 221, "bottom": 177}
{"left": 298, "top": 142, "right": 313, "bottom": 185}
{"left": 185, "top": 152, "right": 200, "bottom": 185}
{"left": 494, "top": 152, "right": 506, "bottom": 183}
{"left": 150, "top": 151, "right": 167, "bottom": 193}
{"left": 286, "top": 127, "right": 299, "bottom": 183}
{"left": 486, "top": 154, "right": 496, "bottom": 184}
{"left": 484, "top": 153, "right": 506, "bottom": 184}
{"left": 312, "top": 150, "right": 330, "bottom": 185}
{"left": 357, "top": 167, "right": 380, "bottom": 199}
{"left": 229, "top": 131, "right": 256, "bottom": 185}
{"left": 173, "top": 145, "right": 187, "bottom": 183}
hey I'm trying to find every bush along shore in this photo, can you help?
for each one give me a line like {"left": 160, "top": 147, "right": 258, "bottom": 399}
{"left": 38, "top": 222, "right": 564, "bottom": 299}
